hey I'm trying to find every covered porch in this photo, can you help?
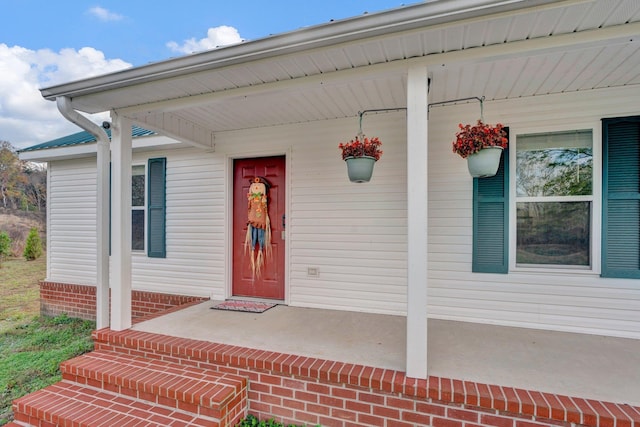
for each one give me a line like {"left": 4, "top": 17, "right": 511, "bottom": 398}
{"left": 132, "top": 300, "right": 640, "bottom": 408}
{"left": 37, "top": 0, "right": 640, "bottom": 383}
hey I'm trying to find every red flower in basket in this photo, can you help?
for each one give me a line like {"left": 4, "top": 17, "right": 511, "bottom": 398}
{"left": 339, "top": 136, "right": 383, "bottom": 161}
{"left": 452, "top": 120, "right": 508, "bottom": 158}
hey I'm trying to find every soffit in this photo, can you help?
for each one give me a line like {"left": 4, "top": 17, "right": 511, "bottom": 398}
{"left": 49, "top": 0, "right": 640, "bottom": 134}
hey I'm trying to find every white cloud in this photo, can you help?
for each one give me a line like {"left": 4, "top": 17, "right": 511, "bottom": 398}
{"left": 0, "top": 44, "right": 131, "bottom": 149}
{"left": 87, "top": 6, "right": 124, "bottom": 22}
{"left": 167, "top": 26, "right": 243, "bottom": 55}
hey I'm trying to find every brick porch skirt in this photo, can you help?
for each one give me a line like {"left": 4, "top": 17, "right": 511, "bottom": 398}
{"left": 93, "top": 328, "right": 640, "bottom": 427}
{"left": 39, "top": 281, "right": 208, "bottom": 321}
{"left": 35, "top": 282, "right": 640, "bottom": 426}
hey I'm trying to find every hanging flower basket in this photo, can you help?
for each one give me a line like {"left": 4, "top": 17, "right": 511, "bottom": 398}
{"left": 344, "top": 156, "right": 376, "bottom": 183}
{"left": 452, "top": 120, "right": 508, "bottom": 178}
{"left": 339, "top": 135, "right": 383, "bottom": 183}
{"left": 466, "top": 146, "right": 504, "bottom": 178}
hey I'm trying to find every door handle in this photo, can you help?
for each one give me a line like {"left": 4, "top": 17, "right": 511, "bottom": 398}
{"left": 282, "top": 214, "right": 286, "bottom": 229}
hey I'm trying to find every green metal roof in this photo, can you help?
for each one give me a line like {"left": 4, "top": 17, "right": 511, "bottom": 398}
{"left": 19, "top": 126, "right": 156, "bottom": 153}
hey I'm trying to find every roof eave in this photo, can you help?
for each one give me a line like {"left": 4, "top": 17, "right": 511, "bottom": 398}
{"left": 39, "top": 0, "right": 562, "bottom": 104}
{"left": 19, "top": 134, "right": 183, "bottom": 162}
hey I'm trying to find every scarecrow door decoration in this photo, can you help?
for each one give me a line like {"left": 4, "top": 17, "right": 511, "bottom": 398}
{"left": 244, "top": 176, "right": 272, "bottom": 279}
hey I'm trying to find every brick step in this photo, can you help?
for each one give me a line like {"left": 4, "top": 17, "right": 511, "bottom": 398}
{"left": 12, "top": 381, "right": 216, "bottom": 426}
{"left": 59, "top": 350, "right": 247, "bottom": 422}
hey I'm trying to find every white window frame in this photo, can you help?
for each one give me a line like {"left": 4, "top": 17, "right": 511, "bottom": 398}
{"left": 131, "top": 163, "right": 146, "bottom": 253}
{"left": 508, "top": 122, "right": 602, "bottom": 275}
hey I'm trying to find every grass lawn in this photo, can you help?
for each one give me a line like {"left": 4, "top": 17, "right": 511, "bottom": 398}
{"left": 0, "top": 257, "right": 44, "bottom": 334}
{"left": 0, "top": 256, "right": 95, "bottom": 425}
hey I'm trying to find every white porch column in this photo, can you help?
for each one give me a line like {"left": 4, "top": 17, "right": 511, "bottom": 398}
{"left": 96, "top": 129, "right": 110, "bottom": 329}
{"left": 406, "top": 65, "right": 429, "bottom": 379}
{"left": 110, "top": 114, "right": 133, "bottom": 331}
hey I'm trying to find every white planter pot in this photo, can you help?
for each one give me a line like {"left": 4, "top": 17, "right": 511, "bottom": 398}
{"left": 466, "top": 146, "right": 504, "bottom": 178}
{"left": 344, "top": 156, "right": 376, "bottom": 183}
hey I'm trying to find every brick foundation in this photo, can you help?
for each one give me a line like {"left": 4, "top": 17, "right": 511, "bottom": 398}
{"left": 39, "top": 281, "right": 208, "bottom": 321}
{"left": 94, "top": 328, "right": 640, "bottom": 427}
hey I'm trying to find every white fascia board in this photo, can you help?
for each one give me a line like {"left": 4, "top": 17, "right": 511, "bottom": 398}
{"left": 39, "top": 0, "right": 561, "bottom": 109}
{"left": 19, "top": 143, "right": 97, "bottom": 162}
{"left": 18, "top": 135, "right": 182, "bottom": 162}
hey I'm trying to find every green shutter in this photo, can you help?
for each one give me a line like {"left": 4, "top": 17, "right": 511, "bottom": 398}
{"left": 147, "top": 157, "right": 166, "bottom": 258}
{"left": 473, "top": 147, "right": 509, "bottom": 273}
{"left": 602, "top": 117, "right": 640, "bottom": 278}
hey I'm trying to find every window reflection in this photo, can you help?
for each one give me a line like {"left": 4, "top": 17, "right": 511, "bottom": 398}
{"left": 515, "top": 130, "right": 593, "bottom": 268}
{"left": 517, "top": 202, "right": 590, "bottom": 266}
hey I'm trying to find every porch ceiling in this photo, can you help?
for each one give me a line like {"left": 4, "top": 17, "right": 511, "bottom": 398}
{"left": 42, "top": 0, "right": 640, "bottom": 141}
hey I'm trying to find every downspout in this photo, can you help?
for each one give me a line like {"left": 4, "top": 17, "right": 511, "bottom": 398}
{"left": 56, "top": 96, "right": 110, "bottom": 329}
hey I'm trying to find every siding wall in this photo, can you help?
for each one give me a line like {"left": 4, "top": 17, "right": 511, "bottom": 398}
{"left": 46, "top": 84, "right": 640, "bottom": 338}
{"left": 428, "top": 85, "right": 640, "bottom": 339}
{"left": 48, "top": 159, "right": 98, "bottom": 284}
{"left": 131, "top": 149, "right": 226, "bottom": 298}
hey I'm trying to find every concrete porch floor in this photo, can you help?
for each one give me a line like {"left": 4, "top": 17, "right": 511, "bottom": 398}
{"left": 132, "top": 301, "right": 640, "bottom": 407}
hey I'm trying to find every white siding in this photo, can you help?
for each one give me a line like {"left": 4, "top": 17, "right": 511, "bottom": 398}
{"left": 47, "top": 84, "right": 640, "bottom": 338}
{"left": 48, "top": 159, "right": 98, "bottom": 285}
{"left": 131, "top": 149, "right": 225, "bottom": 298}
{"left": 427, "top": 85, "right": 640, "bottom": 339}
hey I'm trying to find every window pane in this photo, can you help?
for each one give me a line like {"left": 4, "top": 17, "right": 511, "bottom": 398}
{"left": 132, "top": 165, "right": 145, "bottom": 207}
{"left": 517, "top": 202, "right": 590, "bottom": 266}
{"left": 132, "top": 209, "right": 145, "bottom": 250}
{"left": 516, "top": 130, "right": 592, "bottom": 197}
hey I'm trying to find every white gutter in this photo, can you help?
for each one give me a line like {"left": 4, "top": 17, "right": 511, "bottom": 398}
{"left": 56, "top": 97, "right": 110, "bottom": 329}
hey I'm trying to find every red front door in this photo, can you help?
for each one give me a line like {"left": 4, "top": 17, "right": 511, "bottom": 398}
{"left": 232, "top": 156, "right": 286, "bottom": 300}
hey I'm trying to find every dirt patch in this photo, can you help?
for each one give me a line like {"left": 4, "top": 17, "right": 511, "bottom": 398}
{"left": 0, "top": 208, "right": 45, "bottom": 257}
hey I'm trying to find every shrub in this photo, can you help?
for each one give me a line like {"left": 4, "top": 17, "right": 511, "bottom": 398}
{"left": 0, "top": 231, "right": 11, "bottom": 266}
{"left": 23, "top": 228, "right": 43, "bottom": 261}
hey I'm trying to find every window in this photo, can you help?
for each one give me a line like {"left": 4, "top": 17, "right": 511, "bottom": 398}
{"left": 473, "top": 117, "right": 640, "bottom": 277}
{"left": 125, "top": 159, "right": 166, "bottom": 257}
{"left": 515, "top": 130, "right": 593, "bottom": 268}
{"left": 131, "top": 165, "right": 145, "bottom": 251}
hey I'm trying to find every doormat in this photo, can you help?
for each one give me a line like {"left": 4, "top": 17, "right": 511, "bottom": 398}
{"left": 211, "top": 300, "right": 277, "bottom": 313}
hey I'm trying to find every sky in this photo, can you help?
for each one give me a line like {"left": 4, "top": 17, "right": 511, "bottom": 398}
{"left": 0, "top": 1, "right": 414, "bottom": 150}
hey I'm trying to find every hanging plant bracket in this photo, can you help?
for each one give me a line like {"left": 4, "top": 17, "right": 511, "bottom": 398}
{"left": 339, "top": 96, "right": 491, "bottom": 182}
{"left": 356, "top": 107, "right": 407, "bottom": 138}
{"left": 427, "top": 96, "right": 485, "bottom": 119}
{"left": 356, "top": 95, "right": 486, "bottom": 122}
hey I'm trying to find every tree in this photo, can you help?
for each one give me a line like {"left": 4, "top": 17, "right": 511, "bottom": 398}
{"left": 0, "top": 141, "right": 27, "bottom": 209}
{"left": 24, "top": 227, "right": 43, "bottom": 260}
{"left": 0, "top": 231, "right": 11, "bottom": 267}
{"left": 23, "top": 162, "right": 47, "bottom": 212}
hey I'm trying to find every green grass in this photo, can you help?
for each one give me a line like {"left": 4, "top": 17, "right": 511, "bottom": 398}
{"left": 0, "top": 255, "right": 96, "bottom": 425}
{"left": 0, "top": 314, "right": 95, "bottom": 424}
{"left": 0, "top": 257, "right": 44, "bottom": 333}
{"left": 237, "top": 414, "right": 318, "bottom": 427}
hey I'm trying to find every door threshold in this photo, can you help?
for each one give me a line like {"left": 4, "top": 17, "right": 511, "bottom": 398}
{"left": 227, "top": 296, "right": 285, "bottom": 305}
